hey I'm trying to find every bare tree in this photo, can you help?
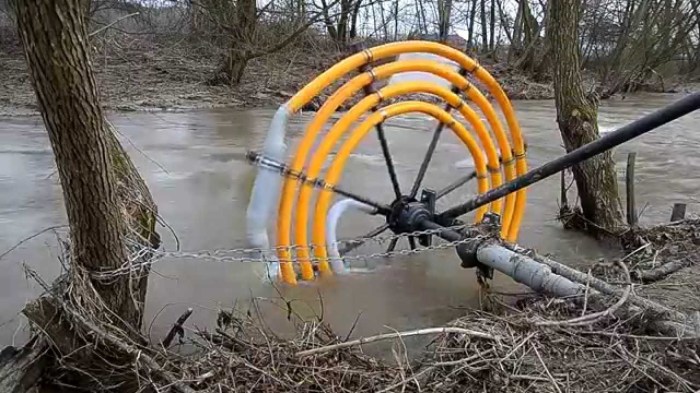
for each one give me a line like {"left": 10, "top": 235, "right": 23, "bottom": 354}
{"left": 201, "top": 0, "right": 343, "bottom": 85}
{"left": 320, "top": 0, "right": 365, "bottom": 45}
{"left": 488, "top": 0, "right": 495, "bottom": 52}
{"left": 480, "top": 0, "right": 487, "bottom": 49}
{"left": 437, "top": 0, "right": 453, "bottom": 40}
{"left": 548, "top": 0, "right": 624, "bottom": 235}
{"left": 467, "top": 0, "right": 477, "bottom": 49}
{"left": 13, "top": 0, "right": 158, "bottom": 328}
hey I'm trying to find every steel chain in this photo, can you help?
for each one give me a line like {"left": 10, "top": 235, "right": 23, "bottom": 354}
{"left": 92, "top": 222, "right": 479, "bottom": 279}
{"left": 91, "top": 151, "right": 482, "bottom": 279}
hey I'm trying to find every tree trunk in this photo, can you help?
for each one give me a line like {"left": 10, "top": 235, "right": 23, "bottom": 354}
{"left": 336, "top": 0, "right": 350, "bottom": 44}
{"left": 437, "top": 0, "right": 453, "bottom": 41}
{"left": 548, "top": 0, "right": 624, "bottom": 236}
{"left": 349, "top": 0, "right": 363, "bottom": 39}
{"left": 13, "top": 0, "right": 150, "bottom": 328}
{"left": 489, "top": 0, "right": 496, "bottom": 52}
{"left": 320, "top": 0, "right": 339, "bottom": 41}
{"left": 215, "top": 48, "right": 250, "bottom": 85}
{"left": 393, "top": 0, "right": 399, "bottom": 40}
{"left": 467, "top": 0, "right": 477, "bottom": 50}
{"left": 480, "top": 0, "right": 488, "bottom": 50}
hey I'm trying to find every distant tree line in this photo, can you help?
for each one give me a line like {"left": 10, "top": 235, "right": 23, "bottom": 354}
{"left": 1, "top": 0, "right": 698, "bottom": 92}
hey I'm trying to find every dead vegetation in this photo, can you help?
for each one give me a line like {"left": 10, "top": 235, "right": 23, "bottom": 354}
{"left": 2, "top": 219, "right": 700, "bottom": 392}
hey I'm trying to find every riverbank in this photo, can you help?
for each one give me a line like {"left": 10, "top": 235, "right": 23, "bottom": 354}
{"left": 4, "top": 32, "right": 694, "bottom": 118}
{"left": 1, "top": 35, "right": 557, "bottom": 118}
{"left": 2, "top": 219, "right": 699, "bottom": 392}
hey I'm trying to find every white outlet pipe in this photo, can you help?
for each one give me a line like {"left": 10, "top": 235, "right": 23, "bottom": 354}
{"left": 245, "top": 105, "right": 290, "bottom": 280}
{"left": 326, "top": 199, "right": 378, "bottom": 274}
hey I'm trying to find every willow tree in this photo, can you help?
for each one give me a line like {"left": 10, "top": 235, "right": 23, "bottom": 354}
{"left": 12, "top": 0, "right": 158, "bottom": 333}
{"left": 548, "top": 0, "right": 624, "bottom": 235}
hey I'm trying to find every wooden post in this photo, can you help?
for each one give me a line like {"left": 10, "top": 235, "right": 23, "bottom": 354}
{"left": 626, "top": 153, "right": 637, "bottom": 226}
{"left": 670, "top": 203, "right": 687, "bottom": 222}
{"left": 560, "top": 170, "right": 568, "bottom": 208}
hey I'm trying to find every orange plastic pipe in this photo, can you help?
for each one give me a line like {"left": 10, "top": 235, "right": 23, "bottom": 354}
{"left": 277, "top": 61, "right": 519, "bottom": 280}
{"left": 285, "top": 80, "right": 501, "bottom": 279}
{"left": 311, "top": 101, "right": 490, "bottom": 266}
{"left": 282, "top": 41, "right": 526, "bottom": 233}
{"left": 274, "top": 41, "right": 527, "bottom": 283}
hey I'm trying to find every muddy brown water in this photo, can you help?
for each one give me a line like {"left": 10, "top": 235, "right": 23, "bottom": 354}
{"left": 1, "top": 92, "right": 698, "bottom": 357}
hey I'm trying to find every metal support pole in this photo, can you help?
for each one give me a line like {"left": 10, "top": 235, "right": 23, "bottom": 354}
{"left": 438, "top": 92, "right": 700, "bottom": 221}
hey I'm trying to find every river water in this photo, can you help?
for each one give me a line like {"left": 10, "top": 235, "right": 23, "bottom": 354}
{"left": 1, "top": 92, "right": 698, "bottom": 355}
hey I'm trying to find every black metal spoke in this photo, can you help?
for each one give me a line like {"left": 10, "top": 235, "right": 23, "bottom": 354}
{"left": 409, "top": 124, "right": 445, "bottom": 199}
{"left": 408, "top": 236, "right": 417, "bottom": 250}
{"left": 435, "top": 171, "right": 477, "bottom": 200}
{"left": 332, "top": 186, "right": 392, "bottom": 216}
{"left": 338, "top": 223, "right": 389, "bottom": 254}
{"left": 376, "top": 124, "right": 403, "bottom": 199}
{"left": 386, "top": 237, "right": 399, "bottom": 253}
{"left": 245, "top": 150, "right": 392, "bottom": 215}
{"left": 350, "top": 43, "right": 403, "bottom": 200}
{"left": 408, "top": 68, "right": 468, "bottom": 199}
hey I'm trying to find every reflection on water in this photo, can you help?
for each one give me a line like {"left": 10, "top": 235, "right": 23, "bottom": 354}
{"left": 1, "top": 93, "right": 699, "bottom": 355}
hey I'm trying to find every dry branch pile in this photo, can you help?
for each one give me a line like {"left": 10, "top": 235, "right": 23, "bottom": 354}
{"left": 18, "top": 291, "right": 699, "bottom": 392}
{"left": 621, "top": 219, "right": 700, "bottom": 315}
{"left": 12, "top": 265, "right": 700, "bottom": 392}
{"left": 424, "top": 300, "right": 700, "bottom": 392}
{"left": 4, "top": 221, "right": 700, "bottom": 392}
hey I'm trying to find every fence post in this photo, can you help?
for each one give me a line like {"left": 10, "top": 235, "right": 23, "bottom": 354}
{"left": 626, "top": 152, "right": 638, "bottom": 226}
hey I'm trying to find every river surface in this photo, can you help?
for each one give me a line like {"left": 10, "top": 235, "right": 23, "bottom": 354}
{"left": 1, "top": 92, "right": 698, "bottom": 356}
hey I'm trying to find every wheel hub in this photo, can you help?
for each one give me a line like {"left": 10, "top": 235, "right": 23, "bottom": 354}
{"left": 387, "top": 193, "right": 433, "bottom": 235}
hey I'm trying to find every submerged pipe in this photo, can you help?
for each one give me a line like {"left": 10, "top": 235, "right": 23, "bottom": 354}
{"left": 439, "top": 92, "right": 700, "bottom": 221}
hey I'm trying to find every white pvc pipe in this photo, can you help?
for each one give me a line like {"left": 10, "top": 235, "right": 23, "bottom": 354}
{"left": 326, "top": 199, "right": 377, "bottom": 274}
{"left": 245, "top": 105, "right": 290, "bottom": 280}
{"left": 476, "top": 243, "right": 586, "bottom": 297}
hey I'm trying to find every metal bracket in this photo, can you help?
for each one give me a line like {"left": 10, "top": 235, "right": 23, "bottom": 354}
{"left": 454, "top": 212, "right": 501, "bottom": 279}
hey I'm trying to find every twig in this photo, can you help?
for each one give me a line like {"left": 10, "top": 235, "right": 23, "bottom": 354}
{"left": 89, "top": 12, "right": 141, "bottom": 37}
{"left": 162, "top": 308, "right": 193, "bottom": 348}
{"left": 537, "top": 261, "right": 632, "bottom": 326}
{"left": 296, "top": 327, "right": 498, "bottom": 357}
{"left": 531, "top": 343, "right": 562, "bottom": 393}
{"left": 375, "top": 366, "right": 434, "bottom": 393}
{"left": 581, "top": 268, "right": 592, "bottom": 317}
{"left": 0, "top": 225, "right": 68, "bottom": 261}
{"left": 633, "top": 257, "right": 693, "bottom": 283}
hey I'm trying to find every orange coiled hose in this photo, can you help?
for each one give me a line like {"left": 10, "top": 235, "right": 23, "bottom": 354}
{"left": 271, "top": 41, "right": 526, "bottom": 285}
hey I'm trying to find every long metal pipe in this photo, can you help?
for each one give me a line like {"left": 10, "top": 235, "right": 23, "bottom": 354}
{"left": 418, "top": 219, "right": 695, "bottom": 336}
{"left": 438, "top": 92, "right": 700, "bottom": 221}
